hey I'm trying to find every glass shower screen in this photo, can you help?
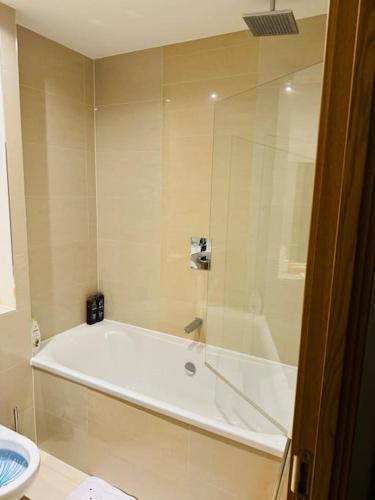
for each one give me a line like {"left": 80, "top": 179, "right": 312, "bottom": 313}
{"left": 205, "top": 63, "right": 323, "bottom": 434}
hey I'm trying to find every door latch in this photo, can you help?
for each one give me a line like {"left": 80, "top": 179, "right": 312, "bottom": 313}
{"left": 291, "top": 450, "right": 313, "bottom": 499}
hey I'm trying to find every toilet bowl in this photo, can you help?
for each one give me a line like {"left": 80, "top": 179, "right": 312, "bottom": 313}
{"left": 0, "top": 425, "right": 40, "bottom": 500}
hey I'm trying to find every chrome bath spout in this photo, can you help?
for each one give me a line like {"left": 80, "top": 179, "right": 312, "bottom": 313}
{"left": 184, "top": 318, "right": 203, "bottom": 334}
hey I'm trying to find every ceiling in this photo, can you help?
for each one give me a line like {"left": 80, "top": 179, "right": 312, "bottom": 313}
{"left": 4, "top": 0, "right": 328, "bottom": 59}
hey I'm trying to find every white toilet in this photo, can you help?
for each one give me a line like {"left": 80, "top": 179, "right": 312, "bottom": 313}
{"left": 0, "top": 425, "right": 40, "bottom": 500}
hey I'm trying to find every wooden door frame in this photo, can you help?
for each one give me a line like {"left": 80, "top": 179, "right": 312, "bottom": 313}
{"left": 288, "top": 0, "right": 375, "bottom": 498}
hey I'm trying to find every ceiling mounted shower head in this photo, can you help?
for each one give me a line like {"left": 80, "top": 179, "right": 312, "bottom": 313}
{"left": 243, "top": 0, "right": 299, "bottom": 37}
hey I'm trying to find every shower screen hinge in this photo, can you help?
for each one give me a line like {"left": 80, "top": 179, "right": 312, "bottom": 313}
{"left": 290, "top": 450, "right": 313, "bottom": 499}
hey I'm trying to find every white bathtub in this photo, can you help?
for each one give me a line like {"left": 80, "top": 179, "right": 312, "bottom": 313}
{"left": 31, "top": 320, "right": 296, "bottom": 457}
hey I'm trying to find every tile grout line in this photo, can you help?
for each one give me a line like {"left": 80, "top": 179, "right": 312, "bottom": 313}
{"left": 93, "top": 58, "right": 100, "bottom": 293}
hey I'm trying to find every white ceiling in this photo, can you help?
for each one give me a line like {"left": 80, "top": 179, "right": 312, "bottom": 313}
{"left": 4, "top": 0, "right": 328, "bottom": 59}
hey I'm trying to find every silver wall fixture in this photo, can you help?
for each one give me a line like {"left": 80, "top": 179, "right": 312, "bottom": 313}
{"left": 184, "top": 317, "right": 203, "bottom": 334}
{"left": 190, "top": 237, "right": 211, "bottom": 270}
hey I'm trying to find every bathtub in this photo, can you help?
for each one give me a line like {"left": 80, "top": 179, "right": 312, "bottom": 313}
{"left": 31, "top": 320, "right": 296, "bottom": 457}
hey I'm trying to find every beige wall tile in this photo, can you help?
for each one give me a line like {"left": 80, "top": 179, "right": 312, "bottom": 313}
{"left": 26, "top": 196, "right": 90, "bottom": 248}
{"left": 20, "top": 87, "right": 90, "bottom": 148}
{"left": 28, "top": 242, "right": 96, "bottom": 294}
{"left": 84, "top": 105, "right": 95, "bottom": 150}
{"left": 23, "top": 143, "right": 87, "bottom": 198}
{"left": 36, "top": 409, "right": 89, "bottom": 472}
{"left": 159, "top": 298, "right": 204, "bottom": 339}
{"left": 83, "top": 58, "right": 94, "bottom": 105}
{"left": 30, "top": 281, "right": 94, "bottom": 339}
{"left": 34, "top": 375, "right": 88, "bottom": 472}
{"left": 257, "top": 15, "right": 327, "bottom": 84}
{"left": 26, "top": 234, "right": 97, "bottom": 338}
{"left": 96, "top": 149, "right": 161, "bottom": 200}
{"left": 86, "top": 149, "right": 97, "bottom": 198}
{"left": 161, "top": 133, "right": 212, "bottom": 265}
{"left": 88, "top": 196, "right": 98, "bottom": 245}
{"left": 160, "top": 238, "right": 207, "bottom": 305}
{"left": 163, "top": 74, "right": 258, "bottom": 109}
{"left": 88, "top": 391, "right": 189, "bottom": 476}
{"left": 98, "top": 237, "right": 161, "bottom": 328}
{"left": 11, "top": 253, "right": 32, "bottom": 311}
{"left": 89, "top": 436, "right": 189, "bottom": 500}
{"left": 0, "top": 361, "right": 33, "bottom": 424}
{"left": 95, "top": 100, "right": 162, "bottom": 151}
{"left": 18, "top": 405, "right": 36, "bottom": 441}
{"left": 188, "top": 427, "right": 279, "bottom": 499}
{"left": 163, "top": 40, "right": 258, "bottom": 85}
{"left": 19, "top": 27, "right": 97, "bottom": 339}
{"left": 34, "top": 370, "right": 88, "bottom": 429}
{"left": 98, "top": 240, "right": 160, "bottom": 286}
{"left": 97, "top": 196, "right": 160, "bottom": 243}
{"left": 163, "top": 99, "right": 215, "bottom": 139}
{"left": 17, "top": 26, "right": 91, "bottom": 104}
{"left": 95, "top": 47, "right": 163, "bottom": 105}
{"left": 98, "top": 279, "right": 160, "bottom": 329}
{"left": 0, "top": 309, "right": 32, "bottom": 372}
{"left": 162, "top": 135, "right": 212, "bottom": 182}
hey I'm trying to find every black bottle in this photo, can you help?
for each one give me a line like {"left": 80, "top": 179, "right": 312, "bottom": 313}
{"left": 86, "top": 295, "right": 97, "bottom": 325}
{"left": 96, "top": 292, "right": 105, "bottom": 322}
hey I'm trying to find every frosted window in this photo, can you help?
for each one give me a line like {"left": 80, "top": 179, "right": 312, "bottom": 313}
{"left": 0, "top": 71, "right": 15, "bottom": 313}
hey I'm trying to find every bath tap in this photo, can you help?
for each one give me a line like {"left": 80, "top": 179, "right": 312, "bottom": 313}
{"left": 184, "top": 318, "right": 203, "bottom": 334}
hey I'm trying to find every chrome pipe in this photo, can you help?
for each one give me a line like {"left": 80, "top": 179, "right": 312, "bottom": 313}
{"left": 13, "top": 406, "right": 19, "bottom": 433}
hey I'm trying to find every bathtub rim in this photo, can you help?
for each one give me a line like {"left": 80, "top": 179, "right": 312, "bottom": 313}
{"left": 31, "top": 320, "right": 291, "bottom": 458}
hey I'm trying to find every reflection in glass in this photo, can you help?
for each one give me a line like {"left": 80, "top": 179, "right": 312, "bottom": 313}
{"left": 205, "top": 63, "right": 323, "bottom": 433}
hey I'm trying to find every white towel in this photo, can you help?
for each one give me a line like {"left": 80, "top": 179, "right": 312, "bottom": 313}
{"left": 66, "top": 477, "right": 136, "bottom": 500}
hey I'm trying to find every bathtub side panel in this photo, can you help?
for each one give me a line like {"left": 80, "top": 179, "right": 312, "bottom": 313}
{"left": 34, "top": 369, "right": 280, "bottom": 500}
{"left": 33, "top": 370, "right": 89, "bottom": 472}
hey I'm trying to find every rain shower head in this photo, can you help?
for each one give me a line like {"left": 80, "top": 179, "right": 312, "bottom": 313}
{"left": 243, "top": 0, "right": 299, "bottom": 37}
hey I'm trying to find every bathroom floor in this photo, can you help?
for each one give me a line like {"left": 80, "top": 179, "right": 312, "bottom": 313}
{"left": 23, "top": 450, "right": 88, "bottom": 500}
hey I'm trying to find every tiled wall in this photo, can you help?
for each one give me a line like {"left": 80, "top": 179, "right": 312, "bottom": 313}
{"left": 94, "top": 30, "right": 261, "bottom": 337}
{"left": 34, "top": 369, "right": 280, "bottom": 500}
{"left": 18, "top": 17, "right": 325, "bottom": 350}
{"left": 159, "top": 31, "right": 260, "bottom": 337}
{"left": 18, "top": 27, "right": 97, "bottom": 340}
{"left": 0, "top": 3, "right": 34, "bottom": 438}
{"left": 95, "top": 47, "right": 163, "bottom": 330}
{"left": 95, "top": 16, "right": 326, "bottom": 346}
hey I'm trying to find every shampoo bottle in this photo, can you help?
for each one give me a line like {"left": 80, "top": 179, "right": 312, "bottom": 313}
{"left": 86, "top": 295, "right": 97, "bottom": 325}
{"left": 96, "top": 292, "right": 105, "bottom": 322}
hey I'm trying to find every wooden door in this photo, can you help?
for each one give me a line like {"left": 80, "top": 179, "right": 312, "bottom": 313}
{"left": 288, "top": 0, "right": 375, "bottom": 498}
